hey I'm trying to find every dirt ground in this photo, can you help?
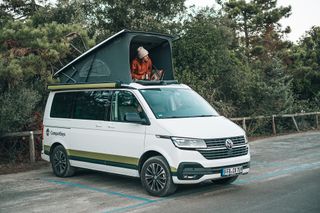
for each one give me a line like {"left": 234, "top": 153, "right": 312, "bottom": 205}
{"left": 0, "top": 161, "right": 49, "bottom": 175}
{"left": 1, "top": 131, "right": 320, "bottom": 213}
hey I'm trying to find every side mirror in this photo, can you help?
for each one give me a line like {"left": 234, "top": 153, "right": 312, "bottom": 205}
{"left": 124, "top": 112, "right": 148, "bottom": 125}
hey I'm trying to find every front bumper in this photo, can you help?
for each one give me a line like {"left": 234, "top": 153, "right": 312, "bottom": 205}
{"left": 168, "top": 143, "right": 250, "bottom": 184}
{"left": 172, "top": 161, "right": 250, "bottom": 184}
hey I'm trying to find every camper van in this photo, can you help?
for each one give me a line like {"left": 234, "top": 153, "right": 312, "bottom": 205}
{"left": 42, "top": 30, "right": 250, "bottom": 196}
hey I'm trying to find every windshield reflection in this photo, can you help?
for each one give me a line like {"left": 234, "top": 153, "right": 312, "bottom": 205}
{"left": 140, "top": 88, "right": 219, "bottom": 119}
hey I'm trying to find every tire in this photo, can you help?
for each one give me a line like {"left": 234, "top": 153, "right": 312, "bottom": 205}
{"left": 50, "top": 145, "right": 75, "bottom": 177}
{"left": 212, "top": 175, "right": 238, "bottom": 185}
{"left": 141, "top": 156, "right": 177, "bottom": 197}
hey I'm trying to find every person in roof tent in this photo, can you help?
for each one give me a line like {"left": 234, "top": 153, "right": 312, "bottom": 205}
{"left": 131, "top": 46, "right": 152, "bottom": 80}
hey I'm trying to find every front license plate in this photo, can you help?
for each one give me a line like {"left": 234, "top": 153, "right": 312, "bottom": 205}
{"left": 221, "top": 166, "right": 243, "bottom": 176}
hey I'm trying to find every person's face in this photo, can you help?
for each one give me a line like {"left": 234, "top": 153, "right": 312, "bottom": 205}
{"left": 142, "top": 55, "right": 149, "bottom": 62}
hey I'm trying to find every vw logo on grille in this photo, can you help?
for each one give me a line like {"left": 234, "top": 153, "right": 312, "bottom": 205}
{"left": 225, "top": 139, "right": 233, "bottom": 150}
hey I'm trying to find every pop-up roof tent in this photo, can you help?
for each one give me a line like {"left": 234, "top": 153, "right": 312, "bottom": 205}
{"left": 54, "top": 29, "right": 176, "bottom": 84}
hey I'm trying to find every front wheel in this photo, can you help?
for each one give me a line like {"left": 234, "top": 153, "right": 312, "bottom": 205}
{"left": 212, "top": 175, "right": 238, "bottom": 185}
{"left": 50, "top": 145, "right": 75, "bottom": 177}
{"left": 141, "top": 156, "right": 177, "bottom": 197}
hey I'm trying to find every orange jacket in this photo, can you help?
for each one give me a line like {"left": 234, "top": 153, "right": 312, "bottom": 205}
{"left": 131, "top": 58, "right": 152, "bottom": 80}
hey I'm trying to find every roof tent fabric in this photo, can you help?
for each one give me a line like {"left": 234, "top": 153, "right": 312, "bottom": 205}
{"left": 55, "top": 30, "right": 175, "bottom": 84}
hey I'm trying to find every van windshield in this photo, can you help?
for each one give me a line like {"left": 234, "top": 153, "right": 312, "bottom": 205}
{"left": 140, "top": 88, "right": 219, "bottom": 119}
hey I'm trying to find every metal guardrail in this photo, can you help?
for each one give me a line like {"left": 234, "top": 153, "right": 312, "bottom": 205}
{"left": 1, "top": 112, "right": 319, "bottom": 163}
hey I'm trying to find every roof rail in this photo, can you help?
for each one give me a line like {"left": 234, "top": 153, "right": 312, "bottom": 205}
{"left": 134, "top": 80, "right": 179, "bottom": 86}
{"left": 48, "top": 82, "right": 122, "bottom": 91}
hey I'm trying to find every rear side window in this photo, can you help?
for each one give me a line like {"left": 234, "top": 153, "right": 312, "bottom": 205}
{"left": 50, "top": 91, "right": 112, "bottom": 120}
{"left": 73, "top": 91, "right": 112, "bottom": 120}
{"left": 50, "top": 92, "right": 75, "bottom": 118}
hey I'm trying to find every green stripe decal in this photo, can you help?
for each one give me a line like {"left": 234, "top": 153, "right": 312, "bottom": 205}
{"left": 68, "top": 149, "right": 139, "bottom": 170}
{"left": 44, "top": 146, "right": 177, "bottom": 172}
{"left": 170, "top": 167, "right": 177, "bottom": 176}
{"left": 69, "top": 156, "right": 138, "bottom": 170}
{"left": 170, "top": 167, "right": 177, "bottom": 173}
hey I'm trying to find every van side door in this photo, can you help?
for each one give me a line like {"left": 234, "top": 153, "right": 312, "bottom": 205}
{"left": 106, "top": 90, "right": 147, "bottom": 172}
{"left": 67, "top": 90, "right": 113, "bottom": 167}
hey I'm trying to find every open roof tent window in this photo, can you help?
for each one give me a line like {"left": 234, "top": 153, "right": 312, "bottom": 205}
{"left": 130, "top": 35, "right": 174, "bottom": 81}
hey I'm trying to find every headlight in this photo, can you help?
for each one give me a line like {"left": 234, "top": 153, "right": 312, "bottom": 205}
{"left": 171, "top": 137, "right": 207, "bottom": 149}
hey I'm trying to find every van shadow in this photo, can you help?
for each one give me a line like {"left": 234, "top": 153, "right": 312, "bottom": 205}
{"left": 67, "top": 169, "right": 243, "bottom": 198}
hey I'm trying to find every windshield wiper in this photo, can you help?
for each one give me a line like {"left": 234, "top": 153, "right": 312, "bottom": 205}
{"left": 196, "top": 115, "right": 217, "bottom": 117}
{"left": 161, "top": 116, "right": 184, "bottom": 119}
{"left": 161, "top": 115, "right": 217, "bottom": 119}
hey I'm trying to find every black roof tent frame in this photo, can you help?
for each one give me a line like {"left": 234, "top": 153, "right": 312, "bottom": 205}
{"left": 54, "top": 29, "right": 177, "bottom": 84}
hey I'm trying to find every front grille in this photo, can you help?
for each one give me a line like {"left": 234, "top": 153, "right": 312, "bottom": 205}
{"left": 198, "top": 146, "right": 248, "bottom": 160}
{"left": 204, "top": 136, "right": 246, "bottom": 148}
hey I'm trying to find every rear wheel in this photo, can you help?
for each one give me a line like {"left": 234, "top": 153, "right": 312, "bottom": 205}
{"left": 50, "top": 145, "right": 75, "bottom": 177}
{"left": 212, "top": 175, "right": 238, "bottom": 185}
{"left": 141, "top": 156, "right": 177, "bottom": 197}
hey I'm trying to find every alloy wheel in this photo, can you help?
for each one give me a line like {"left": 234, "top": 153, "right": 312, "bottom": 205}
{"left": 53, "top": 150, "right": 67, "bottom": 175}
{"left": 145, "top": 163, "right": 167, "bottom": 192}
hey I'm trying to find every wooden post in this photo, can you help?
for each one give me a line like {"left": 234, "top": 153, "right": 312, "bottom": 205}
{"left": 272, "top": 115, "right": 276, "bottom": 135}
{"left": 29, "top": 131, "right": 35, "bottom": 163}
{"left": 316, "top": 114, "right": 319, "bottom": 129}
{"left": 292, "top": 116, "right": 300, "bottom": 132}
{"left": 242, "top": 118, "right": 246, "bottom": 131}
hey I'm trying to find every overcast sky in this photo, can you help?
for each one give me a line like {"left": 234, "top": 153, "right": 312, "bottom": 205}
{"left": 186, "top": 0, "right": 320, "bottom": 42}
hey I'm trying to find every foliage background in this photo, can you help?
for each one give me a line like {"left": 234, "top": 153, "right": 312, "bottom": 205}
{"left": 0, "top": 0, "right": 319, "bottom": 135}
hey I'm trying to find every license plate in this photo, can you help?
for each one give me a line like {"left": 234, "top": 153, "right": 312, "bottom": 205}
{"left": 221, "top": 166, "right": 243, "bottom": 176}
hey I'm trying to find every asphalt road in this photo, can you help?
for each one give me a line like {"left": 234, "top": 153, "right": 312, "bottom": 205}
{"left": 1, "top": 131, "right": 320, "bottom": 213}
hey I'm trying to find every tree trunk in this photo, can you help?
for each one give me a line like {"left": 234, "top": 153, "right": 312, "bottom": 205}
{"left": 243, "top": 12, "right": 250, "bottom": 60}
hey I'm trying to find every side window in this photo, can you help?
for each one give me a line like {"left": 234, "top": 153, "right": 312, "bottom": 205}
{"left": 73, "top": 90, "right": 112, "bottom": 120}
{"left": 50, "top": 92, "right": 75, "bottom": 118}
{"left": 111, "top": 91, "right": 145, "bottom": 122}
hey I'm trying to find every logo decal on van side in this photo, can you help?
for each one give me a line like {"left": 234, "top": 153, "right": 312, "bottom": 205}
{"left": 50, "top": 131, "right": 66, "bottom": 137}
{"left": 46, "top": 128, "right": 66, "bottom": 137}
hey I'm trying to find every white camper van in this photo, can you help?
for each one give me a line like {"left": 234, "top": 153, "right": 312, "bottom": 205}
{"left": 42, "top": 81, "right": 250, "bottom": 196}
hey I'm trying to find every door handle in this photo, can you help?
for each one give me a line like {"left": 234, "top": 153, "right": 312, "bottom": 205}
{"left": 96, "top": 124, "right": 102, "bottom": 127}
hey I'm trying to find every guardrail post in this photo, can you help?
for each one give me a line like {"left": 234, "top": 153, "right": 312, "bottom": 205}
{"left": 316, "top": 114, "right": 319, "bottom": 129}
{"left": 272, "top": 115, "right": 276, "bottom": 135}
{"left": 242, "top": 118, "right": 246, "bottom": 131}
{"left": 29, "top": 131, "right": 35, "bottom": 163}
{"left": 292, "top": 116, "right": 300, "bottom": 132}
